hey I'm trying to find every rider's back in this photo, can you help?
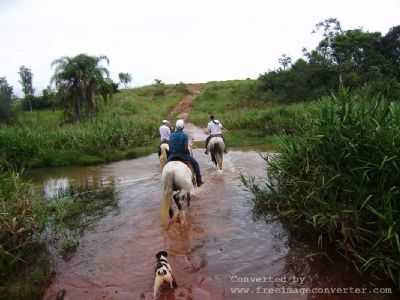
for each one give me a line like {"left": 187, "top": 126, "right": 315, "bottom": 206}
{"left": 208, "top": 120, "right": 223, "bottom": 135}
{"left": 169, "top": 130, "right": 189, "bottom": 156}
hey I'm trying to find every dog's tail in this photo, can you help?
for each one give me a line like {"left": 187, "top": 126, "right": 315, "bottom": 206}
{"left": 161, "top": 169, "right": 174, "bottom": 226}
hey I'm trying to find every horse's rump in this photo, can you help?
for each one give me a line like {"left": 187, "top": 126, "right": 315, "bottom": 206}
{"left": 208, "top": 136, "right": 225, "bottom": 166}
{"left": 160, "top": 161, "right": 194, "bottom": 225}
{"left": 167, "top": 157, "right": 196, "bottom": 186}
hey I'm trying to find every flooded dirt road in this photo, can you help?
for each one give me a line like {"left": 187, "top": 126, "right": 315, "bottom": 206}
{"left": 37, "top": 86, "right": 395, "bottom": 300}
{"left": 34, "top": 127, "right": 394, "bottom": 300}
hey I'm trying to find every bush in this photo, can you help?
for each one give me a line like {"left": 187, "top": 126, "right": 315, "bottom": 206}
{"left": 0, "top": 171, "right": 49, "bottom": 299}
{"left": 245, "top": 89, "right": 400, "bottom": 288}
{"left": 174, "top": 82, "right": 189, "bottom": 94}
{"left": 0, "top": 77, "right": 14, "bottom": 124}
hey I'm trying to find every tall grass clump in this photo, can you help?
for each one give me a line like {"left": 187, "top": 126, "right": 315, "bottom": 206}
{"left": 245, "top": 89, "right": 400, "bottom": 288}
{"left": 0, "top": 171, "right": 49, "bottom": 299}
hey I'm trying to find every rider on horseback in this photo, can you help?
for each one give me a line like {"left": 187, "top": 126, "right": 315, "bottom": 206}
{"left": 167, "top": 119, "right": 204, "bottom": 187}
{"left": 158, "top": 120, "right": 171, "bottom": 156}
{"left": 205, "top": 115, "right": 227, "bottom": 155}
{"left": 159, "top": 120, "right": 171, "bottom": 143}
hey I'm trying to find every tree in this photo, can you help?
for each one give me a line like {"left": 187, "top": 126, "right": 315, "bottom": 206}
{"left": 118, "top": 72, "right": 132, "bottom": 88}
{"left": 331, "top": 29, "right": 387, "bottom": 87}
{"left": 51, "top": 54, "right": 110, "bottom": 122}
{"left": 381, "top": 25, "right": 400, "bottom": 79}
{"left": 313, "top": 18, "right": 343, "bottom": 65}
{"left": 0, "top": 77, "right": 13, "bottom": 123}
{"left": 278, "top": 54, "right": 292, "bottom": 70}
{"left": 98, "top": 78, "right": 116, "bottom": 104}
{"left": 18, "top": 66, "right": 34, "bottom": 112}
{"left": 153, "top": 79, "right": 165, "bottom": 97}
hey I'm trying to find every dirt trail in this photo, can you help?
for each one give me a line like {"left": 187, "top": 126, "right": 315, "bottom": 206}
{"left": 170, "top": 84, "right": 202, "bottom": 121}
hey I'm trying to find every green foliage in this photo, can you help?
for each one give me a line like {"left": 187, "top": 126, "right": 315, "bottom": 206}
{"left": 174, "top": 82, "right": 189, "bottom": 94}
{"left": 118, "top": 72, "right": 132, "bottom": 88}
{"left": 278, "top": 54, "right": 292, "bottom": 70}
{"left": 0, "top": 85, "right": 184, "bottom": 169}
{"left": 0, "top": 170, "right": 118, "bottom": 300}
{"left": 0, "top": 77, "right": 14, "bottom": 123}
{"left": 258, "top": 59, "right": 339, "bottom": 102}
{"left": 0, "top": 171, "right": 49, "bottom": 300}
{"left": 257, "top": 20, "right": 400, "bottom": 103}
{"left": 191, "top": 80, "right": 318, "bottom": 139}
{"left": 21, "top": 87, "right": 58, "bottom": 111}
{"left": 152, "top": 79, "right": 166, "bottom": 97}
{"left": 51, "top": 54, "right": 111, "bottom": 122}
{"left": 18, "top": 66, "right": 35, "bottom": 112}
{"left": 245, "top": 89, "right": 400, "bottom": 288}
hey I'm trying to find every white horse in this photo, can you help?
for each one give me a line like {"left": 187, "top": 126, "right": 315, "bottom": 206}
{"left": 207, "top": 136, "right": 225, "bottom": 171}
{"left": 159, "top": 143, "right": 169, "bottom": 170}
{"left": 160, "top": 161, "right": 194, "bottom": 226}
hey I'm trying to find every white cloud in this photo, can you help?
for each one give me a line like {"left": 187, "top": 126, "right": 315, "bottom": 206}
{"left": 1, "top": 0, "right": 399, "bottom": 95}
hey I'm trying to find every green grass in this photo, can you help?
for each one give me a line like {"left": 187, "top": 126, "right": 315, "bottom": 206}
{"left": 244, "top": 89, "right": 400, "bottom": 289}
{"left": 0, "top": 84, "right": 187, "bottom": 169}
{"left": 190, "top": 80, "right": 319, "bottom": 148}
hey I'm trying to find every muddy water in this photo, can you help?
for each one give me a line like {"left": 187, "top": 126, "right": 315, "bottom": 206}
{"left": 35, "top": 126, "right": 394, "bottom": 300}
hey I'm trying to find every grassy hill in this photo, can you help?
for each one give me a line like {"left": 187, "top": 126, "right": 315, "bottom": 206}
{"left": 189, "top": 80, "right": 320, "bottom": 149}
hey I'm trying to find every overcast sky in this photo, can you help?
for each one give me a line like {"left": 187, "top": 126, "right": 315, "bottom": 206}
{"left": 1, "top": 0, "right": 399, "bottom": 95}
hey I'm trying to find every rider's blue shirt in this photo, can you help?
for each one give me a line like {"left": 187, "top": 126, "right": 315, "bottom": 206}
{"left": 169, "top": 129, "right": 189, "bottom": 156}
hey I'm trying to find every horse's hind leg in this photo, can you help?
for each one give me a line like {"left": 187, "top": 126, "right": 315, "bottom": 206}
{"left": 173, "top": 193, "right": 182, "bottom": 210}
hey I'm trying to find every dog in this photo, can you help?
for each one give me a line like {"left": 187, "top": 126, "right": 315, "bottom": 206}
{"left": 154, "top": 251, "right": 177, "bottom": 299}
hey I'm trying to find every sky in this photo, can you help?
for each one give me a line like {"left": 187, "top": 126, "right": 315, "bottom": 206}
{"left": 1, "top": 0, "right": 399, "bottom": 96}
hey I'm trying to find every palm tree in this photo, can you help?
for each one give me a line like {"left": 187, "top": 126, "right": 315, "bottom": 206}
{"left": 51, "top": 54, "right": 110, "bottom": 121}
{"left": 118, "top": 72, "right": 132, "bottom": 88}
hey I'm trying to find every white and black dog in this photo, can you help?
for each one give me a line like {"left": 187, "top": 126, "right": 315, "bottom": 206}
{"left": 154, "top": 251, "right": 177, "bottom": 299}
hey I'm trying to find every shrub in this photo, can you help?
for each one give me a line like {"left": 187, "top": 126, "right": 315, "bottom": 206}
{"left": 245, "top": 89, "right": 400, "bottom": 288}
{"left": 0, "top": 171, "right": 49, "bottom": 299}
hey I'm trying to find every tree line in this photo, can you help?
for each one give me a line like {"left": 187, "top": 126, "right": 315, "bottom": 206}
{"left": 257, "top": 18, "right": 400, "bottom": 102}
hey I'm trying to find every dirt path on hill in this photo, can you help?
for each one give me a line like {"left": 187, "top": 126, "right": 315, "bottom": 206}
{"left": 170, "top": 84, "right": 202, "bottom": 121}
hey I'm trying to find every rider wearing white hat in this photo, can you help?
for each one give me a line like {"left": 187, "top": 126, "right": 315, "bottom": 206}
{"left": 205, "top": 115, "right": 227, "bottom": 154}
{"left": 166, "top": 119, "right": 203, "bottom": 186}
{"left": 159, "top": 120, "right": 171, "bottom": 143}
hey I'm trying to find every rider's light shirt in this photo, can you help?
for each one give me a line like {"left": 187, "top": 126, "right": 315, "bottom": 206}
{"left": 169, "top": 130, "right": 189, "bottom": 155}
{"left": 159, "top": 125, "right": 171, "bottom": 141}
{"left": 208, "top": 120, "right": 223, "bottom": 135}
